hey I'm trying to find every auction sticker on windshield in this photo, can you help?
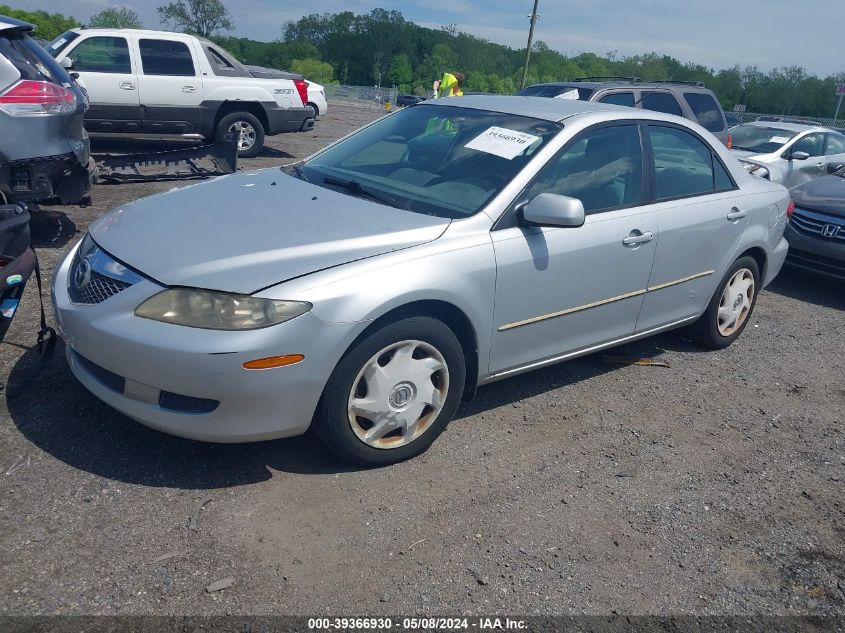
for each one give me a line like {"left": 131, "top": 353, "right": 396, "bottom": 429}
{"left": 465, "top": 126, "right": 541, "bottom": 160}
{"left": 769, "top": 136, "right": 791, "bottom": 144}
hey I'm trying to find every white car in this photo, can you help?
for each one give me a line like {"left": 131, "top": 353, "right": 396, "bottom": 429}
{"left": 46, "top": 28, "right": 315, "bottom": 157}
{"left": 306, "top": 80, "right": 327, "bottom": 118}
{"left": 731, "top": 122, "right": 845, "bottom": 188}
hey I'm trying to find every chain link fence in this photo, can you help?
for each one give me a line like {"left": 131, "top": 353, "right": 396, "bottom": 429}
{"left": 325, "top": 85, "right": 400, "bottom": 109}
{"left": 730, "top": 111, "right": 843, "bottom": 129}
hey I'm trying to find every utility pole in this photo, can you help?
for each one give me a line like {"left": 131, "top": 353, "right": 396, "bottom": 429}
{"left": 520, "top": 0, "right": 540, "bottom": 90}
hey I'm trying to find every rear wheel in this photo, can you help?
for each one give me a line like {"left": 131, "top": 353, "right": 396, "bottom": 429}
{"left": 314, "top": 317, "right": 465, "bottom": 466}
{"left": 215, "top": 111, "right": 264, "bottom": 158}
{"left": 687, "top": 256, "right": 760, "bottom": 349}
{"left": 306, "top": 102, "right": 319, "bottom": 119}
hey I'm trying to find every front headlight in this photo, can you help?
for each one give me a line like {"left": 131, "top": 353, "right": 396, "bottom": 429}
{"left": 135, "top": 288, "right": 311, "bottom": 330}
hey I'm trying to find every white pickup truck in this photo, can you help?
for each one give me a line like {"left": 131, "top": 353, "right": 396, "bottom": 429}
{"left": 46, "top": 28, "right": 314, "bottom": 157}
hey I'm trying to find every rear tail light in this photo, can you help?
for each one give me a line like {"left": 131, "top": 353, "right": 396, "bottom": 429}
{"left": 726, "top": 132, "right": 732, "bottom": 149}
{"left": 293, "top": 79, "right": 308, "bottom": 107}
{"left": 786, "top": 200, "right": 795, "bottom": 219}
{"left": 0, "top": 80, "right": 76, "bottom": 116}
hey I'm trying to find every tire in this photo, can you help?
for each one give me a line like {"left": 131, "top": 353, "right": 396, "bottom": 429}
{"left": 306, "top": 102, "right": 319, "bottom": 119}
{"left": 314, "top": 316, "right": 466, "bottom": 466}
{"left": 215, "top": 111, "right": 264, "bottom": 158}
{"left": 686, "top": 256, "right": 760, "bottom": 349}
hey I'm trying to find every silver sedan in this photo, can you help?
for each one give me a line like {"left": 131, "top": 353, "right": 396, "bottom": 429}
{"left": 52, "top": 97, "right": 790, "bottom": 465}
{"left": 731, "top": 122, "right": 845, "bottom": 187}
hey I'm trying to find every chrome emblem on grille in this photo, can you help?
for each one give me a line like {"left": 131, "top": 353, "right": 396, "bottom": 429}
{"left": 73, "top": 256, "right": 93, "bottom": 292}
{"left": 820, "top": 223, "right": 841, "bottom": 238}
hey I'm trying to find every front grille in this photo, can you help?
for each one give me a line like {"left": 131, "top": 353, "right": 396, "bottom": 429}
{"left": 74, "top": 351, "right": 125, "bottom": 393}
{"left": 159, "top": 391, "right": 219, "bottom": 414}
{"left": 68, "top": 269, "right": 132, "bottom": 304}
{"left": 790, "top": 208, "right": 845, "bottom": 242}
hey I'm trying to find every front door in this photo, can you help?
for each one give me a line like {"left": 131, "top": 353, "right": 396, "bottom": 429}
{"left": 781, "top": 132, "right": 826, "bottom": 188}
{"left": 489, "top": 123, "right": 658, "bottom": 375}
{"left": 63, "top": 35, "right": 141, "bottom": 133}
{"left": 135, "top": 36, "right": 204, "bottom": 135}
{"left": 635, "top": 123, "right": 749, "bottom": 332}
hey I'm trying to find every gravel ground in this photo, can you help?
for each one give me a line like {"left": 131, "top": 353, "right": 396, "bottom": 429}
{"left": 0, "top": 104, "right": 843, "bottom": 618}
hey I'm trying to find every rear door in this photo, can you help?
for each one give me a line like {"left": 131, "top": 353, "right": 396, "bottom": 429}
{"left": 62, "top": 34, "right": 141, "bottom": 132}
{"left": 635, "top": 123, "right": 747, "bottom": 332}
{"left": 639, "top": 90, "right": 685, "bottom": 118}
{"left": 134, "top": 35, "right": 204, "bottom": 134}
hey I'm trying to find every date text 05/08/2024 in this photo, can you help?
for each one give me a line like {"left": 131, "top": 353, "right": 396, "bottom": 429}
{"left": 307, "top": 617, "right": 528, "bottom": 630}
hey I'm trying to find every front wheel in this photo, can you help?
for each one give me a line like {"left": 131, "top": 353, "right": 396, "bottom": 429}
{"left": 686, "top": 256, "right": 760, "bottom": 349}
{"left": 215, "top": 111, "right": 265, "bottom": 158}
{"left": 314, "top": 317, "right": 466, "bottom": 466}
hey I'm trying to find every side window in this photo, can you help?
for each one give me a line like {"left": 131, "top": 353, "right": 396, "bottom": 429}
{"left": 791, "top": 133, "right": 825, "bottom": 157}
{"left": 526, "top": 125, "right": 643, "bottom": 215}
{"left": 640, "top": 91, "right": 684, "bottom": 116}
{"left": 713, "top": 158, "right": 735, "bottom": 191}
{"left": 825, "top": 133, "right": 845, "bottom": 155}
{"left": 648, "top": 126, "right": 718, "bottom": 200}
{"left": 139, "top": 39, "right": 195, "bottom": 76}
{"left": 68, "top": 36, "right": 131, "bottom": 74}
{"left": 683, "top": 92, "right": 725, "bottom": 132}
{"left": 597, "top": 92, "right": 635, "bottom": 108}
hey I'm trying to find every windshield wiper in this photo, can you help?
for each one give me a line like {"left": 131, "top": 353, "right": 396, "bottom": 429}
{"left": 322, "top": 176, "right": 400, "bottom": 208}
{"left": 285, "top": 163, "right": 309, "bottom": 182}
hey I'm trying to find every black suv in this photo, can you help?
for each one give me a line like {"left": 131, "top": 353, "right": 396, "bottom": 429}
{"left": 518, "top": 77, "right": 730, "bottom": 146}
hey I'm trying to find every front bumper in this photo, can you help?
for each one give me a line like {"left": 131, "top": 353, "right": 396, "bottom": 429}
{"left": 264, "top": 105, "right": 315, "bottom": 135}
{"left": 51, "top": 244, "right": 354, "bottom": 442}
{"left": 784, "top": 222, "right": 845, "bottom": 280}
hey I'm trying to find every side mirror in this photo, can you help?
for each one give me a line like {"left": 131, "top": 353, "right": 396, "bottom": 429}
{"left": 790, "top": 151, "right": 810, "bottom": 161}
{"left": 60, "top": 57, "right": 73, "bottom": 70}
{"left": 827, "top": 162, "right": 844, "bottom": 174}
{"left": 521, "top": 193, "right": 585, "bottom": 228}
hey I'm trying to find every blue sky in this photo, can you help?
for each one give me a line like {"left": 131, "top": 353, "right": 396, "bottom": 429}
{"left": 24, "top": 0, "right": 845, "bottom": 76}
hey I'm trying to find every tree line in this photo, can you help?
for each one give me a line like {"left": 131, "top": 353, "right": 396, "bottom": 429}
{"left": 3, "top": 3, "right": 843, "bottom": 118}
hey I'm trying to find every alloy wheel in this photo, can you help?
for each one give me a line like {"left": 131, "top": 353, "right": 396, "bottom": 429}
{"left": 228, "top": 120, "right": 257, "bottom": 151}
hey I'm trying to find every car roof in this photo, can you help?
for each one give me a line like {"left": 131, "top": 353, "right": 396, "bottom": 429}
{"left": 425, "top": 95, "right": 694, "bottom": 124}
{"left": 526, "top": 80, "right": 710, "bottom": 91}
{"left": 0, "top": 16, "right": 34, "bottom": 34}
{"left": 740, "top": 121, "right": 830, "bottom": 133}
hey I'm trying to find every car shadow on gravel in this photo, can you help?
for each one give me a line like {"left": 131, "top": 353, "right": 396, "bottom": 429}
{"left": 28, "top": 206, "right": 78, "bottom": 249}
{"left": 6, "top": 340, "right": 358, "bottom": 490}
{"left": 766, "top": 267, "right": 845, "bottom": 311}
{"left": 7, "top": 331, "right": 702, "bottom": 489}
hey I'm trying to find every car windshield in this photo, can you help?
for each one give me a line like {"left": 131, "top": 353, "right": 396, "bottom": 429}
{"left": 731, "top": 125, "right": 799, "bottom": 153}
{"left": 45, "top": 30, "right": 80, "bottom": 57}
{"left": 299, "top": 104, "right": 562, "bottom": 218}
{"left": 517, "top": 85, "right": 594, "bottom": 100}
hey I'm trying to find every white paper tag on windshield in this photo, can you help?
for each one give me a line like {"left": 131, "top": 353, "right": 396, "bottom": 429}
{"left": 769, "top": 136, "right": 790, "bottom": 144}
{"left": 51, "top": 37, "right": 67, "bottom": 49}
{"left": 464, "top": 126, "right": 541, "bottom": 160}
{"left": 553, "top": 89, "right": 580, "bottom": 100}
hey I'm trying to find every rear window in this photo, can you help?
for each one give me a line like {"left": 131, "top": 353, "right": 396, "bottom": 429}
{"left": 139, "top": 39, "right": 195, "bottom": 76}
{"left": 517, "top": 85, "right": 594, "bottom": 100}
{"left": 683, "top": 92, "right": 725, "bottom": 132}
{"left": 0, "top": 32, "right": 69, "bottom": 84}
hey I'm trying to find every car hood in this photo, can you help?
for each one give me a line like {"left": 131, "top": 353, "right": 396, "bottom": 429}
{"left": 89, "top": 169, "right": 451, "bottom": 294}
{"left": 790, "top": 175, "right": 845, "bottom": 218}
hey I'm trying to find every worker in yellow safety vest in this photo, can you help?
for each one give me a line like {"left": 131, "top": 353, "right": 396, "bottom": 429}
{"left": 432, "top": 71, "right": 465, "bottom": 98}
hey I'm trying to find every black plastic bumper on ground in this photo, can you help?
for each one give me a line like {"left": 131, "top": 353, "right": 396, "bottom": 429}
{"left": 0, "top": 153, "right": 94, "bottom": 205}
{"left": 265, "top": 105, "right": 315, "bottom": 135}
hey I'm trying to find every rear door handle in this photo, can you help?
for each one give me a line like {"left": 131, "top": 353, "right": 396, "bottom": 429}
{"left": 727, "top": 208, "right": 747, "bottom": 222}
{"left": 622, "top": 231, "right": 654, "bottom": 247}
{"left": 119, "top": 82, "right": 135, "bottom": 90}
{"left": 182, "top": 85, "right": 197, "bottom": 93}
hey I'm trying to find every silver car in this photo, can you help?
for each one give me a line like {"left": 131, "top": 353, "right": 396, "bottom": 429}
{"left": 51, "top": 97, "right": 790, "bottom": 465}
{"left": 731, "top": 122, "right": 845, "bottom": 188}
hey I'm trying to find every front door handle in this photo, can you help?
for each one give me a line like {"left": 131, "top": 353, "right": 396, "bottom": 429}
{"left": 182, "top": 85, "right": 197, "bottom": 93}
{"left": 816, "top": 161, "right": 825, "bottom": 169}
{"left": 119, "top": 82, "right": 135, "bottom": 90}
{"left": 622, "top": 230, "right": 654, "bottom": 247}
{"left": 727, "top": 208, "right": 747, "bottom": 222}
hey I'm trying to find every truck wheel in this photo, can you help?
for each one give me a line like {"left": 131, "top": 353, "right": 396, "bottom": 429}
{"left": 216, "top": 112, "right": 264, "bottom": 158}
{"left": 306, "top": 102, "right": 319, "bottom": 119}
